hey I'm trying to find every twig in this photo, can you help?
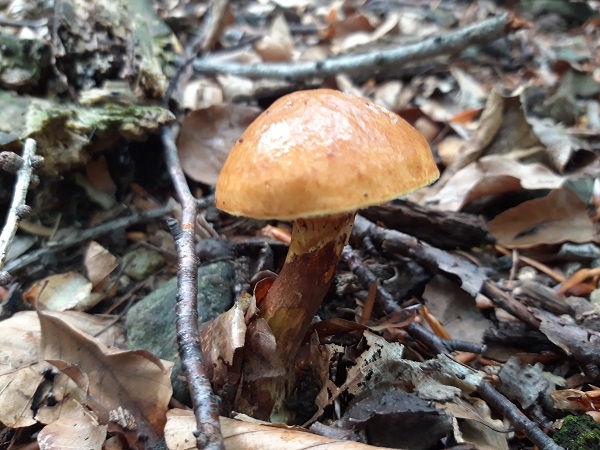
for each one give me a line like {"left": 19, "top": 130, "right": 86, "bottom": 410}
{"left": 193, "top": 13, "right": 521, "bottom": 79}
{"left": 477, "top": 380, "right": 563, "bottom": 450}
{"left": 0, "top": 139, "right": 38, "bottom": 284}
{"left": 161, "top": 2, "right": 230, "bottom": 447}
{"left": 481, "top": 283, "right": 541, "bottom": 329}
{"left": 424, "top": 355, "right": 562, "bottom": 450}
{"left": 163, "top": 130, "right": 224, "bottom": 450}
{"left": 3, "top": 205, "right": 172, "bottom": 275}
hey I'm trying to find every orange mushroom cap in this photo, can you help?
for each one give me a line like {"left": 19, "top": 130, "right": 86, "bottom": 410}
{"left": 216, "top": 89, "right": 439, "bottom": 220}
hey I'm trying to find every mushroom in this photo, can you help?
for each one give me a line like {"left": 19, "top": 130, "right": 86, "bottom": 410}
{"left": 216, "top": 89, "right": 439, "bottom": 371}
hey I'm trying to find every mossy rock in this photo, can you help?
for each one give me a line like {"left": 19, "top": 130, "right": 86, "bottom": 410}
{"left": 554, "top": 414, "right": 600, "bottom": 450}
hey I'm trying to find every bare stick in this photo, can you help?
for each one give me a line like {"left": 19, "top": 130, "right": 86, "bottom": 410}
{"left": 423, "top": 356, "right": 561, "bottom": 450}
{"left": 352, "top": 215, "right": 543, "bottom": 328}
{"left": 477, "top": 381, "right": 562, "bottom": 450}
{"left": 160, "top": 1, "right": 230, "bottom": 448}
{"left": 0, "top": 139, "right": 37, "bottom": 284}
{"left": 163, "top": 129, "right": 224, "bottom": 450}
{"left": 193, "top": 13, "right": 521, "bottom": 79}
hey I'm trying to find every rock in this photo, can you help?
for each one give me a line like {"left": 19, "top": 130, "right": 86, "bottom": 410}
{"left": 123, "top": 247, "right": 165, "bottom": 280}
{"left": 125, "top": 261, "right": 236, "bottom": 402}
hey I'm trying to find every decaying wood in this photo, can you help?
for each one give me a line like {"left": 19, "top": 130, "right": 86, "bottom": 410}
{"left": 362, "top": 199, "right": 494, "bottom": 250}
{"left": 513, "top": 281, "right": 573, "bottom": 316}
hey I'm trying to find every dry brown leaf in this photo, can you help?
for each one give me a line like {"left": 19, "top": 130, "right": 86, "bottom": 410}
{"left": 0, "top": 365, "right": 44, "bottom": 427}
{"left": 177, "top": 104, "right": 261, "bottom": 185}
{"left": 199, "top": 293, "right": 250, "bottom": 406}
{"left": 164, "top": 409, "right": 400, "bottom": 450}
{"left": 255, "top": 14, "right": 294, "bottom": 62}
{"left": 529, "top": 118, "right": 597, "bottom": 172}
{"left": 474, "top": 89, "right": 544, "bottom": 160}
{"left": 451, "top": 68, "right": 487, "bottom": 110}
{"left": 337, "top": 13, "right": 399, "bottom": 53}
{"left": 437, "top": 136, "right": 466, "bottom": 167}
{"left": 0, "top": 311, "right": 118, "bottom": 427}
{"left": 38, "top": 401, "right": 107, "bottom": 450}
{"left": 422, "top": 275, "right": 493, "bottom": 344}
{"left": 22, "top": 272, "right": 103, "bottom": 311}
{"left": 426, "top": 155, "right": 564, "bottom": 211}
{"left": 487, "top": 186, "right": 597, "bottom": 248}
{"left": 84, "top": 241, "right": 118, "bottom": 290}
{"left": 39, "top": 310, "right": 172, "bottom": 449}
{"left": 441, "top": 398, "right": 509, "bottom": 449}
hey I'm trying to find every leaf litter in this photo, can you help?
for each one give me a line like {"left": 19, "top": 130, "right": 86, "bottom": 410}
{"left": 0, "top": 0, "right": 598, "bottom": 449}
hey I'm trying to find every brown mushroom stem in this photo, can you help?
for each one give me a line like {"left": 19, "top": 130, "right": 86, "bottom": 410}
{"left": 258, "top": 212, "right": 355, "bottom": 365}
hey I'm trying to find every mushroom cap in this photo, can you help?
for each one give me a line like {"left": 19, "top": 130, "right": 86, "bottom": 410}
{"left": 216, "top": 89, "right": 439, "bottom": 220}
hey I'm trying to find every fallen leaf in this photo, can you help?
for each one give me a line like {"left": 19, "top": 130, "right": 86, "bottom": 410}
{"left": 254, "top": 14, "right": 294, "bottom": 62}
{"left": 529, "top": 117, "right": 597, "bottom": 172}
{"left": 422, "top": 275, "right": 493, "bottom": 344}
{"left": 39, "top": 310, "right": 172, "bottom": 449}
{"left": 38, "top": 401, "right": 107, "bottom": 450}
{"left": 177, "top": 104, "right": 261, "bottom": 185}
{"left": 164, "top": 409, "right": 401, "bottom": 450}
{"left": 84, "top": 241, "right": 119, "bottom": 290}
{"left": 426, "top": 155, "right": 564, "bottom": 211}
{"left": 0, "top": 311, "right": 118, "bottom": 427}
{"left": 487, "top": 186, "right": 597, "bottom": 248}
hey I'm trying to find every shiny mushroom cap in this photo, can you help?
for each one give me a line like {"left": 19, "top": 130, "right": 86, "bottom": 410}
{"left": 216, "top": 89, "right": 439, "bottom": 220}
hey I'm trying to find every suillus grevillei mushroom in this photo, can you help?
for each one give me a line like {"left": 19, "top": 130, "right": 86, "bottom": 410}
{"left": 216, "top": 88, "right": 439, "bottom": 412}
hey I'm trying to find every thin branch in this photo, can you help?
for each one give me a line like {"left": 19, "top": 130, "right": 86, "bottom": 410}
{"left": 477, "top": 381, "right": 563, "bottom": 450}
{"left": 0, "top": 139, "right": 37, "bottom": 284}
{"left": 352, "top": 215, "right": 544, "bottom": 329}
{"left": 193, "top": 13, "right": 522, "bottom": 79}
{"left": 161, "top": 2, "right": 230, "bottom": 447}
{"left": 424, "top": 356, "right": 562, "bottom": 450}
{"left": 163, "top": 128, "right": 224, "bottom": 450}
{"left": 3, "top": 205, "right": 172, "bottom": 275}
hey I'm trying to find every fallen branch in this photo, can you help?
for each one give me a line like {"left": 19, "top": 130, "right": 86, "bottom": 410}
{"left": 477, "top": 380, "right": 562, "bottom": 450}
{"left": 193, "top": 13, "right": 522, "bottom": 79}
{"left": 163, "top": 128, "right": 224, "bottom": 450}
{"left": 0, "top": 139, "right": 39, "bottom": 285}
{"left": 421, "top": 355, "right": 562, "bottom": 450}
{"left": 161, "top": 1, "right": 230, "bottom": 448}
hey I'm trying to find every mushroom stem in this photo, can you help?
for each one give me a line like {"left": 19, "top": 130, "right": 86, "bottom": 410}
{"left": 259, "top": 212, "right": 355, "bottom": 365}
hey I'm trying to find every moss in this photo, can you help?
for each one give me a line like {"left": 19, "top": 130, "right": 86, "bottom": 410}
{"left": 554, "top": 415, "right": 600, "bottom": 450}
